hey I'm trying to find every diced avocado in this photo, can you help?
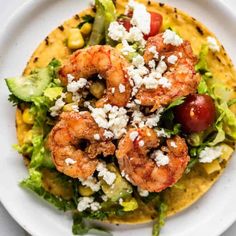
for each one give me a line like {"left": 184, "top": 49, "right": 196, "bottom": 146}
{"left": 5, "top": 67, "right": 53, "bottom": 102}
{"left": 44, "top": 87, "right": 63, "bottom": 101}
{"left": 101, "top": 163, "right": 133, "bottom": 202}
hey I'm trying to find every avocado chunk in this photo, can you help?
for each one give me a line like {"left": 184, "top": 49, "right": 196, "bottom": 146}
{"left": 101, "top": 163, "right": 133, "bottom": 202}
{"left": 5, "top": 67, "right": 53, "bottom": 102}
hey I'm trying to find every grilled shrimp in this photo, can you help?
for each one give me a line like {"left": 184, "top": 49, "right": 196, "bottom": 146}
{"left": 116, "top": 127, "right": 190, "bottom": 192}
{"left": 136, "top": 33, "right": 200, "bottom": 110}
{"left": 47, "top": 111, "right": 115, "bottom": 179}
{"left": 59, "top": 45, "right": 132, "bottom": 107}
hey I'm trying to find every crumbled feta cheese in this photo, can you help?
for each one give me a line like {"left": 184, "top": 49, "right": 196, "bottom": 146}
{"left": 207, "top": 36, "right": 220, "bottom": 52}
{"left": 158, "top": 76, "right": 172, "bottom": 88}
{"left": 148, "top": 46, "right": 159, "bottom": 59}
{"left": 121, "top": 170, "right": 132, "bottom": 183}
{"left": 104, "top": 130, "right": 114, "bottom": 139}
{"left": 148, "top": 60, "right": 156, "bottom": 69}
{"left": 67, "top": 78, "right": 87, "bottom": 93}
{"left": 93, "top": 133, "right": 100, "bottom": 140}
{"left": 199, "top": 146, "right": 222, "bottom": 163}
{"left": 129, "top": 131, "right": 139, "bottom": 141}
{"left": 101, "top": 195, "right": 108, "bottom": 202}
{"left": 119, "top": 84, "right": 126, "bottom": 93}
{"left": 126, "top": 26, "right": 146, "bottom": 47}
{"left": 152, "top": 150, "right": 169, "bottom": 166}
{"left": 87, "top": 104, "right": 128, "bottom": 139}
{"left": 98, "top": 74, "right": 103, "bottom": 80}
{"left": 170, "top": 141, "right": 177, "bottom": 148}
{"left": 77, "top": 197, "right": 101, "bottom": 212}
{"left": 121, "top": 39, "right": 135, "bottom": 56}
{"left": 65, "top": 158, "right": 77, "bottom": 166}
{"left": 90, "top": 202, "right": 101, "bottom": 211}
{"left": 142, "top": 76, "right": 159, "bottom": 89}
{"left": 79, "top": 176, "right": 100, "bottom": 192}
{"left": 119, "top": 198, "right": 124, "bottom": 204}
{"left": 111, "top": 87, "right": 115, "bottom": 94}
{"left": 67, "top": 74, "right": 75, "bottom": 83}
{"left": 138, "top": 187, "right": 149, "bottom": 197}
{"left": 71, "top": 104, "right": 79, "bottom": 112}
{"left": 96, "top": 162, "right": 116, "bottom": 186}
{"left": 163, "top": 29, "right": 183, "bottom": 46}
{"left": 129, "top": 0, "right": 151, "bottom": 34}
{"left": 167, "top": 55, "right": 178, "bottom": 64}
{"left": 145, "top": 108, "right": 163, "bottom": 128}
{"left": 108, "top": 21, "right": 127, "bottom": 41}
{"left": 77, "top": 197, "right": 94, "bottom": 212}
{"left": 50, "top": 93, "right": 66, "bottom": 117}
{"left": 156, "top": 128, "right": 170, "bottom": 138}
{"left": 139, "top": 140, "right": 144, "bottom": 147}
{"left": 132, "top": 54, "right": 145, "bottom": 67}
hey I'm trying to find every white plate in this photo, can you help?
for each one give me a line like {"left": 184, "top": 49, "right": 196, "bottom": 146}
{"left": 0, "top": 0, "right": 236, "bottom": 235}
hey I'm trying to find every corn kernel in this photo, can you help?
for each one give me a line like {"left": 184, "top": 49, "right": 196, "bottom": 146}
{"left": 63, "top": 103, "right": 75, "bottom": 112}
{"left": 80, "top": 23, "right": 92, "bottom": 36}
{"left": 220, "top": 144, "right": 233, "bottom": 161}
{"left": 67, "top": 28, "right": 85, "bottom": 50}
{"left": 120, "top": 197, "right": 138, "bottom": 212}
{"left": 78, "top": 185, "right": 94, "bottom": 197}
{"left": 22, "top": 108, "right": 34, "bottom": 125}
{"left": 116, "top": 43, "right": 123, "bottom": 52}
{"left": 202, "top": 159, "right": 221, "bottom": 174}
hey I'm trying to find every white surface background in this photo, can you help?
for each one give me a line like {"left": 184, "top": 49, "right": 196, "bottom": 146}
{"left": 0, "top": 0, "right": 236, "bottom": 235}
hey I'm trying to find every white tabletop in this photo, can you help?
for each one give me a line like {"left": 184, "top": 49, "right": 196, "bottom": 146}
{"left": 0, "top": 0, "right": 236, "bottom": 235}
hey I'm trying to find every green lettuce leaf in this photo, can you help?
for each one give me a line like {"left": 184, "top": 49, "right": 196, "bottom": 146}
{"left": 195, "top": 44, "right": 209, "bottom": 74}
{"left": 152, "top": 202, "right": 168, "bottom": 236}
{"left": 88, "top": 0, "right": 116, "bottom": 46}
{"left": 21, "top": 169, "right": 76, "bottom": 211}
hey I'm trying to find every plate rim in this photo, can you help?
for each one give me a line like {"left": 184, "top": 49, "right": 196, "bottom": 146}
{"left": 0, "top": 0, "right": 236, "bottom": 236}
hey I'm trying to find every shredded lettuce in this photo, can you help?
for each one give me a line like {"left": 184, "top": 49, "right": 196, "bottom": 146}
{"left": 152, "top": 202, "right": 168, "bottom": 236}
{"left": 195, "top": 44, "right": 209, "bottom": 74}
{"left": 21, "top": 169, "right": 76, "bottom": 211}
{"left": 88, "top": 0, "right": 116, "bottom": 46}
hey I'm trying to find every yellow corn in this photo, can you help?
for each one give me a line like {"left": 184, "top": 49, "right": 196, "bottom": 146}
{"left": 23, "top": 130, "right": 33, "bottom": 144}
{"left": 22, "top": 108, "right": 34, "bottom": 125}
{"left": 67, "top": 28, "right": 85, "bottom": 50}
{"left": 78, "top": 185, "right": 94, "bottom": 197}
{"left": 202, "top": 159, "right": 221, "bottom": 175}
{"left": 115, "top": 43, "right": 123, "bottom": 52}
{"left": 120, "top": 198, "right": 138, "bottom": 212}
{"left": 63, "top": 103, "right": 75, "bottom": 112}
{"left": 80, "top": 23, "right": 92, "bottom": 36}
{"left": 220, "top": 144, "right": 233, "bottom": 161}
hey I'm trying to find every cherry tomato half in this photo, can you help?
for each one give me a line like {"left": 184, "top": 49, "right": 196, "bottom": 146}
{"left": 174, "top": 94, "right": 216, "bottom": 133}
{"left": 118, "top": 17, "right": 132, "bottom": 32}
{"left": 144, "top": 12, "right": 163, "bottom": 40}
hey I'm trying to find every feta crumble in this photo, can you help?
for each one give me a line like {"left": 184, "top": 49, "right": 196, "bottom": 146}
{"left": 199, "top": 146, "right": 222, "bottom": 163}
{"left": 152, "top": 150, "right": 170, "bottom": 166}
{"left": 163, "top": 29, "right": 183, "bottom": 46}
{"left": 104, "top": 130, "right": 114, "bottom": 139}
{"left": 138, "top": 187, "right": 149, "bottom": 197}
{"left": 121, "top": 39, "right": 136, "bottom": 56}
{"left": 77, "top": 197, "right": 101, "bottom": 212}
{"left": 93, "top": 133, "right": 100, "bottom": 140}
{"left": 65, "top": 158, "right": 77, "bottom": 166}
{"left": 170, "top": 141, "right": 177, "bottom": 148}
{"left": 129, "top": 131, "right": 139, "bottom": 141}
{"left": 128, "top": 0, "right": 151, "bottom": 34}
{"left": 50, "top": 93, "right": 66, "bottom": 117}
{"left": 207, "top": 36, "right": 220, "bottom": 52}
{"left": 96, "top": 162, "right": 116, "bottom": 186}
{"left": 79, "top": 176, "right": 100, "bottom": 192}
{"left": 139, "top": 140, "right": 144, "bottom": 147}
{"left": 167, "top": 55, "right": 178, "bottom": 64}
{"left": 108, "top": 21, "right": 127, "bottom": 41}
{"left": 119, "top": 84, "right": 126, "bottom": 93}
{"left": 67, "top": 78, "right": 87, "bottom": 93}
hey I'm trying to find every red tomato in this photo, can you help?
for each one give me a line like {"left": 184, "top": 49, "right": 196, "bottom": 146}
{"left": 144, "top": 12, "right": 163, "bottom": 39}
{"left": 174, "top": 94, "right": 216, "bottom": 133}
{"left": 118, "top": 18, "right": 132, "bottom": 32}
